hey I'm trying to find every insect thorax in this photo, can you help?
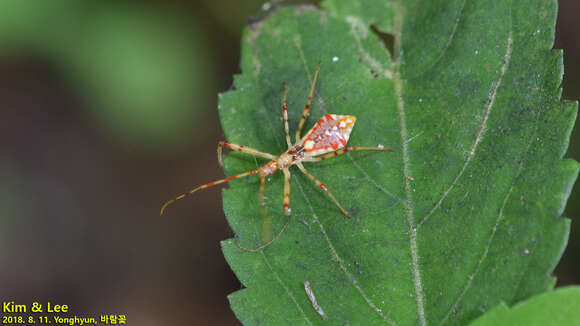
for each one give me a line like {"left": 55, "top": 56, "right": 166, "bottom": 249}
{"left": 259, "top": 161, "right": 278, "bottom": 177}
{"left": 274, "top": 145, "right": 305, "bottom": 169}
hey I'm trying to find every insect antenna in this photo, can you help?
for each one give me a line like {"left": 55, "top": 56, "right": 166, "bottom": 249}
{"left": 160, "top": 168, "right": 260, "bottom": 216}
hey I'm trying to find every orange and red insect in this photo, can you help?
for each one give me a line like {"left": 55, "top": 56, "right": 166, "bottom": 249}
{"left": 161, "top": 65, "right": 391, "bottom": 248}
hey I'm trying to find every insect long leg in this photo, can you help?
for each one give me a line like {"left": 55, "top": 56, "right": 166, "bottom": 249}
{"left": 282, "top": 168, "right": 291, "bottom": 216}
{"left": 295, "top": 64, "right": 320, "bottom": 143}
{"left": 217, "top": 141, "right": 277, "bottom": 168}
{"left": 160, "top": 168, "right": 260, "bottom": 215}
{"left": 235, "top": 219, "right": 290, "bottom": 252}
{"left": 303, "top": 146, "right": 392, "bottom": 162}
{"left": 296, "top": 162, "right": 350, "bottom": 218}
{"left": 235, "top": 175, "right": 290, "bottom": 252}
{"left": 282, "top": 84, "right": 292, "bottom": 148}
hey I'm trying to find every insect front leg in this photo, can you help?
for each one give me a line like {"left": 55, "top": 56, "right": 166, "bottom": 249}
{"left": 160, "top": 168, "right": 260, "bottom": 215}
{"left": 295, "top": 64, "right": 320, "bottom": 143}
{"left": 217, "top": 141, "right": 276, "bottom": 167}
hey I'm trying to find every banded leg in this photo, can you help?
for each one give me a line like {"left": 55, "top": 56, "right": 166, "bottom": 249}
{"left": 217, "top": 141, "right": 276, "bottom": 167}
{"left": 282, "top": 168, "right": 291, "bottom": 216}
{"left": 296, "top": 162, "right": 350, "bottom": 218}
{"left": 282, "top": 84, "right": 292, "bottom": 148}
{"left": 295, "top": 64, "right": 320, "bottom": 143}
{"left": 160, "top": 168, "right": 260, "bottom": 215}
{"left": 303, "top": 146, "right": 392, "bottom": 162}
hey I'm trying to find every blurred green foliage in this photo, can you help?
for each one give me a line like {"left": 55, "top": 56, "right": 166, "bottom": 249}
{"left": 0, "top": 0, "right": 213, "bottom": 150}
{"left": 201, "top": 0, "right": 266, "bottom": 35}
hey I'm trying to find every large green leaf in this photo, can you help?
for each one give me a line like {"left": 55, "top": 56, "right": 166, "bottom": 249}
{"left": 469, "top": 286, "right": 580, "bottom": 326}
{"left": 219, "top": 1, "right": 578, "bottom": 325}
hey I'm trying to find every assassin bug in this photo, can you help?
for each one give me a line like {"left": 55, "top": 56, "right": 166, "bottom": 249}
{"left": 161, "top": 64, "right": 392, "bottom": 250}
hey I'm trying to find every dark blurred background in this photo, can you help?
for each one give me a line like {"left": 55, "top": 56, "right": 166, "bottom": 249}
{"left": 0, "top": 1, "right": 577, "bottom": 325}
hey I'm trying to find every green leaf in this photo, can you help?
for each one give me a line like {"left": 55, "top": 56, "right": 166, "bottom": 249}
{"left": 219, "top": 1, "right": 578, "bottom": 325}
{"left": 468, "top": 286, "right": 580, "bottom": 326}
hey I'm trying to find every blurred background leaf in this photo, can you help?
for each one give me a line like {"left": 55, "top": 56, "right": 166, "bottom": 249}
{"left": 68, "top": 3, "right": 213, "bottom": 149}
{"left": 0, "top": 0, "right": 213, "bottom": 150}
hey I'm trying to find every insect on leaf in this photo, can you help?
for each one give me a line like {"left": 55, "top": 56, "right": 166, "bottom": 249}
{"left": 219, "top": 0, "right": 579, "bottom": 325}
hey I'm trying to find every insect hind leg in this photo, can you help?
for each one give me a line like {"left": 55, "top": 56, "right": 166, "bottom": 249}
{"left": 296, "top": 162, "right": 350, "bottom": 218}
{"left": 234, "top": 219, "right": 290, "bottom": 252}
{"left": 281, "top": 84, "right": 292, "bottom": 148}
{"left": 235, "top": 172, "right": 291, "bottom": 252}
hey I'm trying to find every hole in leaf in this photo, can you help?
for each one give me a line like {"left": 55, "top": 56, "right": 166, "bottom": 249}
{"left": 370, "top": 25, "right": 395, "bottom": 59}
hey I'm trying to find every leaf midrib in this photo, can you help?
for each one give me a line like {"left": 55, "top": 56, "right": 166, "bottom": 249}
{"left": 392, "top": 7, "right": 427, "bottom": 326}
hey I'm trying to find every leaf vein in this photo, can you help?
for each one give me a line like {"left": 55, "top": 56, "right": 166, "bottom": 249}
{"left": 392, "top": 8, "right": 427, "bottom": 326}
{"left": 439, "top": 27, "right": 518, "bottom": 326}
{"left": 409, "top": 0, "right": 467, "bottom": 79}
{"left": 418, "top": 31, "right": 514, "bottom": 227}
{"left": 438, "top": 182, "right": 515, "bottom": 326}
{"left": 347, "top": 154, "right": 403, "bottom": 200}
{"left": 294, "top": 177, "right": 398, "bottom": 326}
{"left": 261, "top": 251, "right": 313, "bottom": 325}
{"left": 505, "top": 104, "right": 543, "bottom": 303}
